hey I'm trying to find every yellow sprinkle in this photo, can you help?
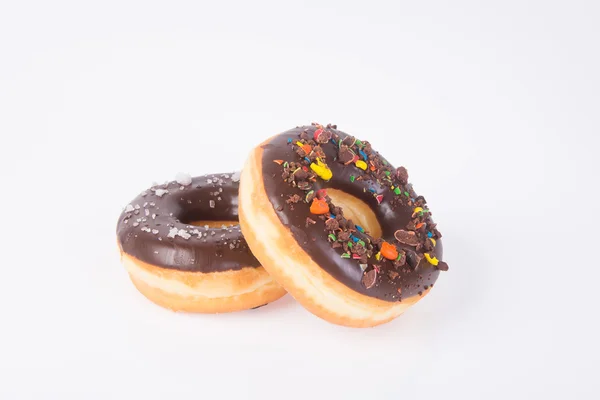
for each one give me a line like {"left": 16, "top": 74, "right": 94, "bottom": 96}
{"left": 375, "top": 252, "right": 381, "bottom": 261}
{"left": 430, "top": 238, "right": 437, "bottom": 247}
{"left": 413, "top": 207, "right": 423, "bottom": 214}
{"left": 296, "top": 141, "right": 303, "bottom": 147}
{"left": 310, "top": 159, "right": 333, "bottom": 180}
{"left": 355, "top": 160, "right": 367, "bottom": 170}
{"left": 424, "top": 253, "right": 439, "bottom": 266}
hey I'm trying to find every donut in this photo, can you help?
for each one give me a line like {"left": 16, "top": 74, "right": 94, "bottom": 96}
{"left": 239, "top": 124, "right": 449, "bottom": 327}
{"left": 117, "top": 172, "right": 286, "bottom": 313}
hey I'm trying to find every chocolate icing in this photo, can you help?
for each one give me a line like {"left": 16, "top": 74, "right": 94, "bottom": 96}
{"left": 261, "top": 126, "right": 444, "bottom": 302}
{"left": 116, "top": 173, "right": 260, "bottom": 272}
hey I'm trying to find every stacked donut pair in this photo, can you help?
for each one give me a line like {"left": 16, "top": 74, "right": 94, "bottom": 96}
{"left": 117, "top": 124, "right": 449, "bottom": 327}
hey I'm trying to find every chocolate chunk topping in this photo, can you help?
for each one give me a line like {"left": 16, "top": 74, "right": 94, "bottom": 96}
{"left": 394, "top": 229, "right": 420, "bottom": 246}
{"left": 396, "top": 166, "right": 408, "bottom": 184}
{"left": 362, "top": 269, "right": 377, "bottom": 289}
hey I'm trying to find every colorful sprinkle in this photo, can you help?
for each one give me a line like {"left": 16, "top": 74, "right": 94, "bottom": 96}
{"left": 287, "top": 138, "right": 292, "bottom": 144}
{"left": 424, "top": 253, "right": 439, "bottom": 266}
{"left": 375, "top": 252, "right": 382, "bottom": 261}
{"left": 328, "top": 233, "right": 337, "bottom": 241}
{"left": 359, "top": 263, "right": 368, "bottom": 271}
{"left": 355, "top": 139, "right": 363, "bottom": 147}
{"left": 341, "top": 252, "right": 351, "bottom": 259}
{"left": 310, "top": 159, "right": 333, "bottom": 180}
{"left": 385, "top": 171, "right": 391, "bottom": 176}
{"left": 317, "top": 189, "right": 328, "bottom": 198}
{"left": 352, "top": 254, "right": 362, "bottom": 260}
{"left": 394, "top": 187, "right": 401, "bottom": 195}
{"left": 355, "top": 160, "right": 368, "bottom": 170}
{"left": 357, "top": 240, "right": 366, "bottom": 247}
{"left": 415, "top": 222, "right": 426, "bottom": 229}
{"left": 355, "top": 225, "right": 365, "bottom": 233}
{"left": 380, "top": 242, "right": 399, "bottom": 260}
{"left": 376, "top": 194, "right": 384, "bottom": 204}
{"left": 413, "top": 207, "right": 424, "bottom": 215}
{"left": 359, "top": 150, "right": 368, "bottom": 160}
{"left": 351, "top": 235, "right": 359, "bottom": 243}
{"left": 368, "top": 188, "right": 376, "bottom": 193}
{"left": 283, "top": 162, "right": 289, "bottom": 168}
{"left": 429, "top": 238, "right": 437, "bottom": 247}
{"left": 309, "top": 198, "right": 329, "bottom": 214}
{"left": 313, "top": 128, "right": 323, "bottom": 141}
{"left": 427, "top": 231, "right": 433, "bottom": 238}
{"left": 404, "top": 191, "right": 410, "bottom": 197}
{"left": 347, "top": 242, "right": 353, "bottom": 248}
{"left": 350, "top": 175, "right": 355, "bottom": 182}
{"left": 273, "top": 159, "right": 284, "bottom": 165}
{"left": 304, "top": 157, "right": 311, "bottom": 163}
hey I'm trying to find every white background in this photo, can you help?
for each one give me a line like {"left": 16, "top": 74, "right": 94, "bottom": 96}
{"left": 1, "top": 0, "right": 599, "bottom": 398}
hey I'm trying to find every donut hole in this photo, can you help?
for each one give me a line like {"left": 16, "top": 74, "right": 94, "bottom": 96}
{"left": 326, "top": 189, "right": 383, "bottom": 239}
{"left": 189, "top": 220, "right": 238, "bottom": 228}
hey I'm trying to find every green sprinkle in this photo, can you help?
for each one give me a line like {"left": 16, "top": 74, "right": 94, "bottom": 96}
{"left": 350, "top": 176, "right": 355, "bottom": 182}
{"left": 394, "top": 187, "right": 401, "bottom": 195}
{"left": 396, "top": 253, "right": 402, "bottom": 261}
{"left": 385, "top": 171, "right": 391, "bottom": 176}
{"left": 341, "top": 252, "right": 351, "bottom": 259}
{"left": 347, "top": 242, "right": 353, "bottom": 248}
{"left": 356, "top": 139, "right": 363, "bottom": 147}
{"left": 283, "top": 162, "right": 289, "bottom": 168}
{"left": 404, "top": 191, "right": 410, "bottom": 197}
{"left": 328, "top": 233, "right": 337, "bottom": 241}
{"left": 358, "top": 240, "right": 366, "bottom": 247}
{"left": 383, "top": 160, "right": 388, "bottom": 166}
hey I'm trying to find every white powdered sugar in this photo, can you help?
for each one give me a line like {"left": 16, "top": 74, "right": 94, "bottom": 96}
{"left": 231, "top": 171, "right": 241, "bottom": 182}
{"left": 209, "top": 200, "right": 215, "bottom": 208}
{"left": 175, "top": 172, "right": 192, "bottom": 186}
{"left": 125, "top": 204, "right": 135, "bottom": 212}
{"left": 154, "top": 189, "right": 168, "bottom": 197}
{"left": 151, "top": 229, "right": 159, "bottom": 235}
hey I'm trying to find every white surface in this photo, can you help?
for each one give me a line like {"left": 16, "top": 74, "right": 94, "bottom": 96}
{"left": 1, "top": 1, "right": 599, "bottom": 398}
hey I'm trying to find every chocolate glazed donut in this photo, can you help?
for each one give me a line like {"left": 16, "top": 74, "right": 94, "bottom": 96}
{"left": 117, "top": 172, "right": 286, "bottom": 313}
{"left": 239, "top": 125, "right": 449, "bottom": 327}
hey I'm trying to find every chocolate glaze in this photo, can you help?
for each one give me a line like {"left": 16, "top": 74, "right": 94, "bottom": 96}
{"left": 261, "top": 126, "right": 443, "bottom": 302}
{"left": 116, "top": 173, "right": 260, "bottom": 272}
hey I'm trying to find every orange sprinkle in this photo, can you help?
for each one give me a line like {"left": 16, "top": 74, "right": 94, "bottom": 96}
{"left": 301, "top": 144, "right": 312, "bottom": 154}
{"left": 380, "top": 242, "right": 399, "bottom": 260}
{"left": 415, "top": 222, "right": 425, "bottom": 229}
{"left": 273, "top": 159, "right": 284, "bottom": 165}
{"left": 310, "top": 198, "right": 329, "bottom": 215}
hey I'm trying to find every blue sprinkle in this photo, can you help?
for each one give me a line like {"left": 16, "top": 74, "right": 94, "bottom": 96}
{"left": 427, "top": 232, "right": 433, "bottom": 238}
{"left": 304, "top": 157, "right": 311, "bottom": 163}
{"left": 411, "top": 198, "right": 415, "bottom": 202}
{"left": 355, "top": 225, "right": 365, "bottom": 233}
{"left": 359, "top": 150, "right": 368, "bottom": 160}
{"left": 287, "top": 138, "right": 292, "bottom": 144}
{"left": 330, "top": 214, "right": 335, "bottom": 219}
{"left": 368, "top": 188, "right": 376, "bottom": 193}
{"left": 351, "top": 235, "right": 360, "bottom": 243}
{"left": 330, "top": 138, "right": 337, "bottom": 145}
